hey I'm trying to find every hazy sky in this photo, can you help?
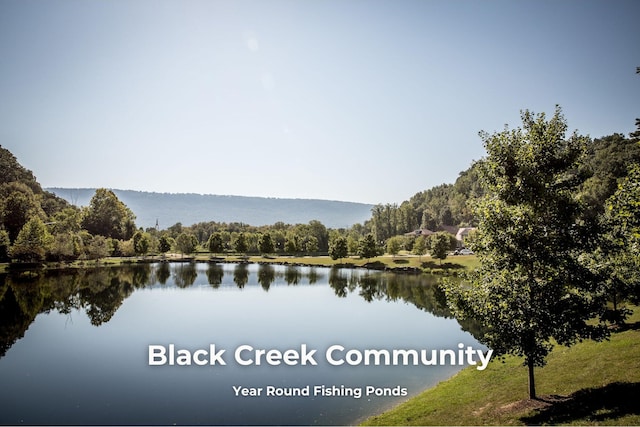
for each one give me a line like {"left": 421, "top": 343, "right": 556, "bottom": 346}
{"left": 1, "top": 0, "right": 638, "bottom": 204}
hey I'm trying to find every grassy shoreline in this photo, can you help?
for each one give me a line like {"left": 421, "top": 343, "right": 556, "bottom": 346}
{"left": 362, "top": 309, "right": 640, "bottom": 426}
{"left": 0, "top": 253, "right": 480, "bottom": 274}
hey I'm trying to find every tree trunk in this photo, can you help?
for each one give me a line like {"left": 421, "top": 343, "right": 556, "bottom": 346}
{"left": 527, "top": 358, "right": 537, "bottom": 400}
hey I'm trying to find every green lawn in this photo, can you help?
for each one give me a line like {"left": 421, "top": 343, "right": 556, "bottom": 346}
{"left": 0, "top": 253, "right": 480, "bottom": 274}
{"left": 362, "top": 309, "right": 640, "bottom": 426}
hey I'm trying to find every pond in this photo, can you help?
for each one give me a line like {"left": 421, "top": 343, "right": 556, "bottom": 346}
{"left": 0, "top": 262, "right": 486, "bottom": 425}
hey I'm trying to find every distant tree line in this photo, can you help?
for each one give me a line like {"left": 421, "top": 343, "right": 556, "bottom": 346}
{"left": 363, "top": 132, "right": 640, "bottom": 243}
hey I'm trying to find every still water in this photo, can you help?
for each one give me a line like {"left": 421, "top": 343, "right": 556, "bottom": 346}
{"left": 0, "top": 262, "right": 483, "bottom": 425}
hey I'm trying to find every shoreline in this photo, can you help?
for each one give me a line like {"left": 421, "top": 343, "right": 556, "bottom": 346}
{"left": 1, "top": 253, "right": 478, "bottom": 275}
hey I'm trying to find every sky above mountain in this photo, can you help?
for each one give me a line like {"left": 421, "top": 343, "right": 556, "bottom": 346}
{"left": 1, "top": 0, "right": 638, "bottom": 204}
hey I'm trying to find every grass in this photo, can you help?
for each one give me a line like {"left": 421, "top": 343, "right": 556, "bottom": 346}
{"left": 362, "top": 308, "right": 640, "bottom": 426}
{"left": 0, "top": 253, "right": 480, "bottom": 274}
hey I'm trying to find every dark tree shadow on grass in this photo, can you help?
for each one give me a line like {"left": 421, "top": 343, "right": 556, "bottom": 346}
{"left": 521, "top": 382, "right": 640, "bottom": 425}
{"left": 420, "top": 261, "right": 464, "bottom": 270}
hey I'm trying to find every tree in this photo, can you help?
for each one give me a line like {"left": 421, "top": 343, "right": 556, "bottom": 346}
{"left": 358, "top": 233, "right": 378, "bottom": 259}
{"left": 133, "top": 230, "right": 151, "bottom": 257}
{"left": 595, "top": 164, "right": 640, "bottom": 322}
{"left": 258, "top": 232, "right": 274, "bottom": 255}
{"left": 303, "top": 235, "right": 319, "bottom": 254}
{"left": 207, "top": 232, "right": 224, "bottom": 255}
{"left": 307, "top": 220, "right": 329, "bottom": 252}
{"left": 49, "top": 232, "right": 82, "bottom": 261}
{"left": 85, "top": 235, "right": 109, "bottom": 260}
{"left": 176, "top": 232, "right": 197, "bottom": 256}
{"left": 412, "top": 235, "right": 427, "bottom": 261}
{"left": 0, "top": 182, "right": 45, "bottom": 242}
{"left": 10, "top": 216, "right": 53, "bottom": 262}
{"left": 232, "top": 232, "right": 248, "bottom": 254}
{"left": 329, "top": 236, "right": 348, "bottom": 261}
{"left": 442, "top": 107, "right": 608, "bottom": 400}
{"left": 82, "top": 188, "right": 136, "bottom": 240}
{"left": 386, "top": 236, "right": 402, "bottom": 258}
{"left": 158, "top": 234, "right": 172, "bottom": 254}
{"left": 284, "top": 232, "right": 299, "bottom": 254}
{"left": 429, "top": 232, "right": 451, "bottom": 265}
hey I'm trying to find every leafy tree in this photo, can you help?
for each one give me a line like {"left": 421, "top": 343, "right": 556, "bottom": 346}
{"left": 307, "top": 220, "right": 329, "bottom": 252}
{"left": 0, "top": 146, "right": 41, "bottom": 191}
{"left": 207, "top": 232, "right": 224, "bottom": 255}
{"left": 386, "top": 236, "right": 402, "bottom": 258}
{"left": 49, "top": 232, "right": 82, "bottom": 261}
{"left": 329, "top": 236, "right": 348, "bottom": 261}
{"left": 85, "top": 235, "right": 109, "bottom": 260}
{"left": 82, "top": 188, "right": 136, "bottom": 240}
{"left": 284, "top": 232, "right": 299, "bottom": 254}
{"left": 412, "top": 235, "right": 427, "bottom": 261}
{"left": 271, "top": 229, "right": 286, "bottom": 253}
{"left": 347, "top": 235, "right": 359, "bottom": 255}
{"left": 0, "top": 182, "right": 46, "bottom": 242}
{"left": 133, "top": 230, "right": 151, "bottom": 257}
{"left": 232, "top": 232, "right": 248, "bottom": 254}
{"left": 176, "top": 232, "right": 198, "bottom": 256}
{"left": 358, "top": 233, "right": 378, "bottom": 259}
{"left": 580, "top": 133, "right": 640, "bottom": 219}
{"left": 442, "top": 107, "right": 608, "bottom": 400}
{"left": 158, "top": 234, "right": 173, "bottom": 254}
{"left": 50, "top": 207, "right": 83, "bottom": 234}
{"left": 258, "top": 232, "right": 274, "bottom": 255}
{"left": 429, "top": 232, "right": 451, "bottom": 265}
{"left": 303, "top": 235, "right": 319, "bottom": 254}
{"left": 10, "top": 216, "right": 53, "bottom": 262}
{"left": 595, "top": 164, "right": 640, "bottom": 321}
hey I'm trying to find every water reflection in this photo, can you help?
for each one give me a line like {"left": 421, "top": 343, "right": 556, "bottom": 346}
{"left": 0, "top": 263, "right": 480, "bottom": 360}
{"left": 0, "top": 262, "right": 485, "bottom": 426}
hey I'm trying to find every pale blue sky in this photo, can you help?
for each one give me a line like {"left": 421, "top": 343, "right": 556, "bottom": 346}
{"left": 1, "top": 0, "right": 638, "bottom": 204}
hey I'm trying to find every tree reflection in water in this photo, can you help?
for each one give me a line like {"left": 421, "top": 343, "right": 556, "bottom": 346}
{"left": 0, "top": 263, "right": 483, "bottom": 360}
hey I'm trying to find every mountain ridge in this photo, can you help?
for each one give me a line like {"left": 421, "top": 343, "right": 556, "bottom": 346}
{"left": 46, "top": 187, "right": 374, "bottom": 229}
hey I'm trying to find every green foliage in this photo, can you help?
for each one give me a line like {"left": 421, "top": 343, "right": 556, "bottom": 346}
{"left": 0, "top": 182, "right": 46, "bottom": 242}
{"left": 580, "top": 133, "right": 640, "bottom": 219}
{"left": 50, "top": 207, "right": 83, "bottom": 234}
{"left": 358, "top": 233, "right": 378, "bottom": 259}
{"left": 257, "top": 232, "right": 274, "bottom": 255}
{"left": 0, "top": 146, "right": 42, "bottom": 193}
{"left": 328, "top": 235, "right": 348, "bottom": 260}
{"left": 0, "top": 229, "right": 10, "bottom": 262}
{"left": 429, "top": 232, "right": 451, "bottom": 264}
{"left": 232, "top": 232, "right": 248, "bottom": 254}
{"left": 594, "top": 163, "right": 640, "bottom": 318}
{"left": 176, "top": 232, "right": 198, "bottom": 256}
{"left": 284, "top": 232, "right": 299, "bottom": 254}
{"left": 386, "top": 236, "right": 402, "bottom": 257}
{"left": 133, "top": 231, "right": 151, "bottom": 256}
{"left": 207, "top": 232, "right": 224, "bottom": 254}
{"left": 365, "top": 162, "right": 484, "bottom": 239}
{"left": 49, "top": 232, "right": 82, "bottom": 261}
{"left": 158, "top": 234, "right": 173, "bottom": 254}
{"left": 303, "top": 235, "right": 319, "bottom": 253}
{"left": 10, "top": 216, "right": 53, "bottom": 262}
{"left": 85, "top": 235, "right": 109, "bottom": 260}
{"left": 82, "top": 188, "right": 137, "bottom": 240}
{"left": 442, "top": 107, "right": 609, "bottom": 399}
{"left": 412, "top": 235, "right": 427, "bottom": 259}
